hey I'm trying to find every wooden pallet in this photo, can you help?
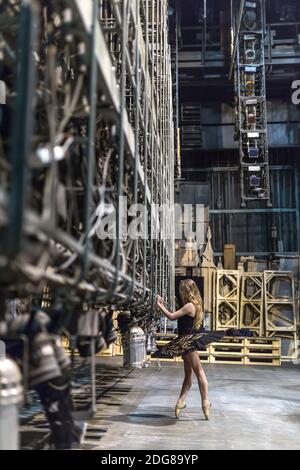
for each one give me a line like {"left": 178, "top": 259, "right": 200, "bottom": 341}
{"left": 212, "top": 337, "right": 281, "bottom": 366}
{"left": 244, "top": 355, "right": 281, "bottom": 366}
{"left": 153, "top": 337, "right": 281, "bottom": 366}
{"left": 243, "top": 338, "right": 281, "bottom": 366}
{"left": 209, "top": 338, "right": 245, "bottom": 365}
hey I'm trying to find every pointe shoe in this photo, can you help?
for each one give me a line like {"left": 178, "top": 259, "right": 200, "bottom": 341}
{"left": 202, "top": 400, "right": 212, "bottom": 420}
{"left": 175, "top": 400, "right": 186, "bottom": 419}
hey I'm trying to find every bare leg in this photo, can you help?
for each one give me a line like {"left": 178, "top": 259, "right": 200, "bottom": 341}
{"left": 177, "top": 356, "right": 193, "bottom": 404}
{"left": 188, "top": 351, "right": 209, "bottom": 403}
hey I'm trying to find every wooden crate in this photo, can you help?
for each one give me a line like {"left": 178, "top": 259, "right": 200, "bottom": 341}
{"left": 224, "top": 244, "right": 236, "bottom": 270}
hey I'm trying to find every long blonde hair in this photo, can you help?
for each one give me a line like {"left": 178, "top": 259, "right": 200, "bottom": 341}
{"left": 179, "top": 279, "right": 204, "bottom": 329}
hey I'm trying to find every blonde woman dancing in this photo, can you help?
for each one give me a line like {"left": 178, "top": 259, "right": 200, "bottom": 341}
{"left": 155, "top": 279, "right": 247, "bottom": 420}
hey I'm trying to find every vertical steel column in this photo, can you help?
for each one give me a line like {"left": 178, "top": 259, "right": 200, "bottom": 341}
{"left": 229, "top": 0, "right": 246, "bottom": 80}
{"left": 202, "top": 0, "right": 207, "bottom": 66}
{"left": 110, "top": 0, "right": 130, "bottom": 297}
{"left": 119, "top": 0, "right": 141, "bottom": 305}
{"left": 142, "top": 0, "right": 150, "bottom": 304}
{"left": 82, "top": 0, "right": 99, "bottom": 279}
{"left": 175, "top": 0, "right": 181, "bottom": 178}
{"left": 90, "top": 337, "right": 96, "bottom": 415}
{"left": 294, "top": 171, "right": 300, "bottom": 253}
{"left": 6, "top": 0, "right": 38, "bottom": 259}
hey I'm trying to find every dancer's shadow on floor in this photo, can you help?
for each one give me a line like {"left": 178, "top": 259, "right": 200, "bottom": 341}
{"left": 104, "top": 408, "right": 177, "bottom": 426}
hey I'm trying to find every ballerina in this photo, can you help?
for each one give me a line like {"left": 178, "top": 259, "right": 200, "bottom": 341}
{"left": 155, "top": 279, "right": 249, "bottom": 420}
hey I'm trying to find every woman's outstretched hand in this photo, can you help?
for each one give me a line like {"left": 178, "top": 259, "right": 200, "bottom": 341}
{"left": 156, "top": 295, "right": 164, "bottom": 309}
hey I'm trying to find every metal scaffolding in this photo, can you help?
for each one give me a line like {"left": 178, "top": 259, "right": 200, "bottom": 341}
{"left": 0, "top": 0, "right": 175, "bottom": 316}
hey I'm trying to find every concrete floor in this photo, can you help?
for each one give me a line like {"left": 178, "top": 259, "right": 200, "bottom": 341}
{"left": 88, "top": 359, "right": 300, "bottom": 450}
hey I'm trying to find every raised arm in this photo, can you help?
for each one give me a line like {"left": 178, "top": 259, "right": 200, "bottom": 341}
{"left": 156, "top": 296, "right": 195, "bottom": 321}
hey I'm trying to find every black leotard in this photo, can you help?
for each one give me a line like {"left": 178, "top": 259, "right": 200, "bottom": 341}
{"left": 177, "top": 314, "right": 195, "bottom": 335}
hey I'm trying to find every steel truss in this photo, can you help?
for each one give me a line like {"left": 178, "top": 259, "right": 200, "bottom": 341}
{"left": 215, "top": 270, "right": 240, "bottom": 330}
{"left": 263, "top": 271, "right": 297, "bottom": 360}
{"left": 240, "top": 273, "right": 264, "bottom": 336}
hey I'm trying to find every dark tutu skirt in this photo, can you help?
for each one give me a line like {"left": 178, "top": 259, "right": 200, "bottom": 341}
{"left": 153, "top": 328, "right": 252, "bottom": 359}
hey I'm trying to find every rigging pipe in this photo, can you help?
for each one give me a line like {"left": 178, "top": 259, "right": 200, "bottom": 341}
{"left": 229, "top": 0, "right": 246, "bottom": 80}
{"left": 202, "top": 0, "right": 207, "bottom": 65}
